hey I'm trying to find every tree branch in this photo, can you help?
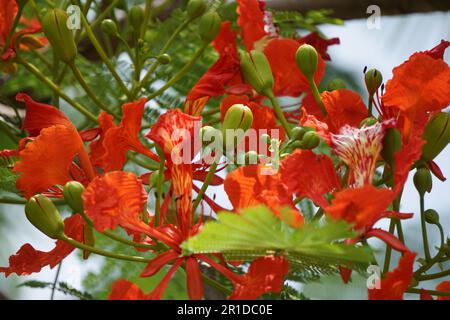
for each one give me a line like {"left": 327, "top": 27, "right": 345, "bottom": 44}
{"left": 266, "top": 0, "right": 450, "bottom": 20}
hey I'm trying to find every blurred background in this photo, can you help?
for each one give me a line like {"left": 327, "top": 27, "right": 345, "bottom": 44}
{"left": 1, "top": 0, "right": 449, "bottom": 299}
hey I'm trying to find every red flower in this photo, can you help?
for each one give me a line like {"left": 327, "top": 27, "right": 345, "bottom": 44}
{"left": 368, "top": 252, "right": 416, "bottom": 300}
{"left": 229, "top": 255, "right": 289, "bottom": 300}
{"left": 0, "top": 214, "right": 84, "bottom": 276}
{"left": 108, "top": 279, "right": 148, "bottom": 300}
{"left": 435, "top": 281, "right": 450, "bottom": 301}
{"left": 281, "top": 150, "right": 341, "bottom": 208}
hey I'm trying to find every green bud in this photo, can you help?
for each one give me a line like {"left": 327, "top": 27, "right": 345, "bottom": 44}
{"left": 200, "top": 125, "right": 222, "bottom": 148}
{"left": 295, "top": 44, "right": 318, "bottom": 79}
{"left": 41, "top": 9, "right": 77, "bottom": 63}
{"left": 157, "top": 53, "right": 172, "bottom": 65}
{"left": 187, "top": 0, "right": 207, "bottom": 20}
{"left": 198, "top": 12, "right": 221, "bottom": 43}
{"left": 101, "top": 19, "right": 119, "bottom": 37}
{"left": 327, "top": 79, "right": 347, "bottom": 91}
{"left": 381, "top": 128, "right": 402, "bottom": 166}
{"left": 424, "top": 209, "right": 439, "bottom": 225}
{"left": 291, "top": 126, "right": 306, "bottom": 141}
{"left": 129, "top": 6, "right": 145, "bottom": 31}
{"left": 240, "top": 50, "right": 274, "bottom": 96}
{"left": 222, "top": 104, "right": 253, "bottom": 133}
{"left": 149, "top": 170, "right": 159, "bottom": 188}
{"left": 301, "top": 131, "right": 320, "bottom": 149}
{"left": 291, "top": 140, "right": 304, "bottom": 150}
{"left": 63, "top": 181, "right": 85, "bottom": 214}
{"left": 414, "top": 168, "right": 432, "bottom": 196}
{"left": 422, "top": 112, "right": 450, "bottom": 162}
{"left": 25, "top": 195, "right": 64, "bottom": 239}
{"left": 365, "top": 68, "right": 383, "bottom": 96}
{"left": 360, "top": 117, "right": 378, "bottom": 128}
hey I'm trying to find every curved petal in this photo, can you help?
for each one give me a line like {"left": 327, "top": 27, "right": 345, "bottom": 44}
{"left": 13, "top": 125, "right": 85, "bottom": 198}
{"left": 236, "top": 0, "right": 267, "bottom": 51}
{"left": 108, "top": 279, "right": 148, "bottom": 300}
{"left": 141, "top": 250, "right": 179, "bottom": 278}
{"left": 186, "top": 257, "right": 204, "bottom": 300}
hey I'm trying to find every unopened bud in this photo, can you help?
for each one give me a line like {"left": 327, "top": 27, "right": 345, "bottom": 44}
{"left": 25, "top": 195, "right": 64, "bottom": 239}
{"left": 101, "top": 19, "right": 119, "bottom": 37}
{"left": 424, "top": 209, "right": 439, "bottom": 225}
{"left": 240, "top": 50, "right": 274, "bottom": 96}
{"left": 381, "top": 128, "right": 402, "bottom": 166}
{"left": 301, "top": 131, "right": 320, "bottom": 149}
{"left": 129, "top": 6, "right": 145, "bottom": 31}
{"left": 187, "top": 0, "right": 207, "bottom": 20}
{"left": 365, "top": 68, "right": 383, "bottom": 96}
{"left": 157, "top": 53, "right": 172, "bottom": 65}
{"left": 422, "top": 112, "right": 450, "bottom": 162}
{"left": 63, "top": 181, "right": 85, "bottom": 214}
{"left": 295, "top": 44, "right": 318, "bottom": 79}
{"left": 198, "top": 12, "right": 221, "bottom": 43}
{"left": 42, "top": 9, "right": 77, "bottom": 63}
{"left": 291, "top": 126, "right": 306, "bottom": 141}
{"left": 200, "top": 125, "right": 222, "bottom": 148}
{"left": 360, "top": 117, "right": 378, "bottom": 128}
{"left": 414, "top": 168, "right": 432, "bottom": 196}
{"left": 222, "top": 104, "right": 253, "bottom": 133}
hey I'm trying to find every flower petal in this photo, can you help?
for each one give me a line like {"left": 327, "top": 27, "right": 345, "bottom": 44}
{"left": 108, "top": 279, "right": 148, "bottom": 300}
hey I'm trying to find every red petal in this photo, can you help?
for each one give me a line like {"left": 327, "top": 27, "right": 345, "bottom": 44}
{"left": 366, "top": 229, "right": 409, "bottom": 253}
{"left": 148, "top": 259, "right": 183, "bottom": 300}
{"left": 108, "top": 279, "right": 148, "bottom": 300}
{"left": 236, "top": 0, "right": 267, "bottom": 51}
{"left": 141, "top": 250, "right": 179, "bottom": 277}
{"left": 186, "top": 257, "right": 204, "bottom": 300}
{"left": 436, "top": 281, "right": 450, "bottom": 301}
{"left": 339, "top": 266, "right": 352, "bottom": 284}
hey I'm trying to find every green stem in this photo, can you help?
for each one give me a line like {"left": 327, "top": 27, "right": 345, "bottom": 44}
{"left": 308, "top": 78, "right": 327, "bottom": 116}
{"left": 192, "top": 160, "right": 219, "bottom": 213}
{"left": 382, "top": 194, "right": 401, "bottom": 274}
{"left": 0, "top": 120, "right": 20, "bottom": 143}
{"left": 406, "top": 288, "right": 450, "bottom": 297}
{"left": 141, "top": 0, "right": 154, "bottom": 38}
{"left": 367, "top": 97, "right": 373, "bottom": 117}
{"left": 0, "top": 197, "right": 65, "bottom": 205}
{"left": 1, "top": 6, "right": 23, "bottom": 57}
{"left": 60, "top": 235, "right": 152, "bottom": 263}
{"left": 16, "top": 57, "right": 97, "bottom": 122}
{"left": 417, "top": 269, "right": 450, "bottom": 281}
{"left": 68, "top": 62, "right": 118, "bottom": 118}
{"left": 139, "top": 19, "right": 192, "bottom": 89}
{"left": 80, "top": 13, "right": 132, "bottom": 99}
{"left": 420, "top": 194, "right": 432, "bottom": 261}
{"left": 128, "top": 153, "right": 160, "bottom": 171}
{"left": 267, "top": 93, "right": 292, "bottom": 139}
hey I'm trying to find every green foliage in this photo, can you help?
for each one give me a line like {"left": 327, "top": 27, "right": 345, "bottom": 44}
{"left": 272, "top": 9, "right": 343, "bottom": 38}
{"left": 18, "top": 280, "right": 94, "bottom": 300}
{"left": 182, "top": 206, "right": 373, "bottom": 280}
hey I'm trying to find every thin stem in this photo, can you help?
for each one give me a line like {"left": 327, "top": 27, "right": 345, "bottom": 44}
{"left": 420, "top": 194, "right": 432, "bottom": 261}
{"left": 406, "top": 288, "right": 450, "bottom": 297}
{"left": 0, "top": 120, "right": 20, "bottom": 143}
{"left": 201, "top": 273, "right": 231, "bottom": 296}
{"left": 192, "top": 161, "right": 219, "bottom": 213}
{"left": 60, "top": 235, "right": 152, "bottom": 263}
{"left": 16, "top": 57, "right": 97, "bottom": 122}
{"left": 0, "top": 197, "right": 65, "bottom": 205}
{"left": 367, "top": 97, "right": 373, "bottom": 117}
{"left": 68, "top": 62, "right": 118, "bottom": 118}
{"left": 308, "top": 78, "right": 327, "bottom": 116}
{"left": 382, "top": 194, "right": 401, "bottom": 274}
{"left": 80, "top": 13, "right": 132, "bottom": 99}
{"left": 50, "top": 262, "right": 62, "bottom": 300}
{"left": 128, "top": 153, "right": 160, "bottom": 171}
{"left": 267, "top": 93, "right": 292, "bottom": 139}
{"left": 416, "top": 269, "right": 450, "bottom": 281}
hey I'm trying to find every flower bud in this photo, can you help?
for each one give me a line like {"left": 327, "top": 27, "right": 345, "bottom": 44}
{"left": 360, "top": 117, "right": 378, "bottom": 128}
{"left": 187, "top": 0, "right": 207, "bottom": 20}
{"left": 414, "top": 168, "right": 432, "bottom": 196}
{"left": 381, "top": 128, "right": 402, "bottom": 166}
{"left": 327, "top": 79, "right": 347, "bottom": 91}
{"left": 301, "top": 131, "right": 320, "bottom": 149}
{"left": 63, "top": 181, "right": 85, "bottom": 214}
{"left": 25, "top": 195, "right": 64, "bottom": 239}
{"left": 424, "top": 209, "right": 439, "bottom": 225}
{"left": 149, "top": 170, "right": 160, "bottom": 188}
{"left": 101, "top": 19, "right": 119, "bottom": 37}
{"left": 295, "top": 44, "right": 318, "bottom": 79}
{"left": 422, "top": 112, "right": 450, "bottom": 162}
{"left": 291, "top": 126, "right": 306, "bottom": 141}
{"left": 240, "top": 50, "right": 274, "bottom": 96}
{"left": 157, "top": 53, "right": 172, "bottom": 65}
{"left": 365, "top": 68, "right": 383, "bottom": 96}
{"left": 129, "top": 6, "right": 145, "bottom": 31}
{"left": 198, "top": 12, "right": 221, "bottom": 43}
{"left": 222, "top": 104, "right": 253, "bottom": 133}
{"left": 201, "top": 125, "right": 222, "bottom": 147}
{"left": 41, "top": 9, "right": 77, "bottom": 63}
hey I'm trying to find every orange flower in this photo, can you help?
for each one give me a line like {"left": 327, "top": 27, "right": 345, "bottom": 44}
{"left": 0, "top": 214, "right": 84, "bottom": 277}
{"left": 224, "top": 164, "right": 303, "bottom": 227}
{"left": 382, "top": 53, "right": 450, "bottom": 137}
{"left": 281, "top": 150, "right": 341, "bottom": 208}
{"left": 368, "top": 252, "right": 416, "bottom": 300}
{"left": 229, "top": 255, "right": 289, "bottom": 300}
{"left": 302, "top": 89, "right": 367, "bottom": 132}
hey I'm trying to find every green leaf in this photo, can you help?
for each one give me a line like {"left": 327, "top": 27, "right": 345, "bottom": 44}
{"left": 182, "top": 206, "right": 373, "bottom": 277}
{"left": 0, "top": 167, "right": 19, "bottom": 194}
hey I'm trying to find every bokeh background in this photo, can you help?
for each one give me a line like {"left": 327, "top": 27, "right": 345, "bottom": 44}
{"left": 1, "top": 2, "right": 449, "bottom": 299}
